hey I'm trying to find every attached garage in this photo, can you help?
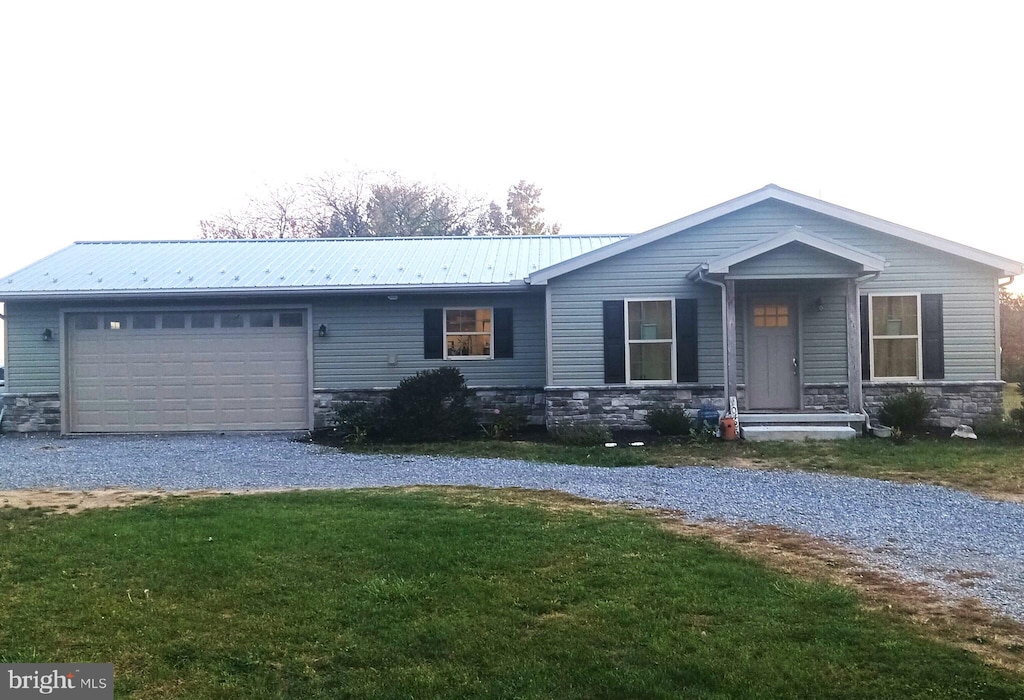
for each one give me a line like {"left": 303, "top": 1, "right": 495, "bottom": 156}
{"left": 67, "top": 309, "right": 309, "bottom": 432}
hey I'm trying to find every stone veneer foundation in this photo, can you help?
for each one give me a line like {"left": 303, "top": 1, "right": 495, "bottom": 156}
{"left": 544, "top": 386, "right": 727, "bottom": 431}
{"left": 0, "top": 393, "right": 61, "bottom": 433}
{"left": 312, "top": 387, "right": 547, "bottom": 429}
{"left": 0, "top": 381, "right": 1005, "bottom": 434}
{"left": 863, "top": 381, "right": 1005, "bottom": 428}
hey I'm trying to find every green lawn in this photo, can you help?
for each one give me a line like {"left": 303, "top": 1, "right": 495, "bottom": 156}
{"left": 2, "top": 489, "right": 1023, "bottom": 698}
{"left": 364, "top": 435, "right": 1024, "bottom": 499}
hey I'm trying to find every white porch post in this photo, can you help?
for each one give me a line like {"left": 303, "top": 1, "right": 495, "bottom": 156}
{"left": 846, "top": 278, "right": 864, "bottom": 412}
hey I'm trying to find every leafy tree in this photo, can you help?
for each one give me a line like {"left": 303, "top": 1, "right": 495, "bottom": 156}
{"left": 199, "top": 171, "right": 559, "bottom": 239}
{"left": 504, "top": 180, "right": 561, "bottom": 236}
{"left": 1000, "top": 288, "right": 1024, "bottom": 382}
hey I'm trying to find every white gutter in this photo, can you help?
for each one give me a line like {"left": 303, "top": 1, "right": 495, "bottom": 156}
{"left": 695, "top": 266, "right": 733, "bottom": 416}
{"left": 999, "top": 275, "right": 1016, "bottom": 288}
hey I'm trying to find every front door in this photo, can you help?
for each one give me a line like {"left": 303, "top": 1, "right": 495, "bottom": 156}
{"left": 747, "top": 298, "right": 799, "bottom": 410}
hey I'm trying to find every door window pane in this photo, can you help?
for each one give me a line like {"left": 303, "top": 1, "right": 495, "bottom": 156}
{"left": 105, "top": 315, "right": 127, "bottom": 330}
{"left": 220, "top": 313, "right": 244, "bottom": 328}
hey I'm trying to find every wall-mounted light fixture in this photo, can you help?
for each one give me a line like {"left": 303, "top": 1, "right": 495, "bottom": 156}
{"left": 815, "top": 297, "right": 825, "bottom": 312}
{"left": 42, "top": 328, "right": 53, "bottom": 341}
{"left": 318, "top": 324, "right": 328, "bottom": 337}
{"left": 386, "top": 294, "right": 399, "bottom": 302}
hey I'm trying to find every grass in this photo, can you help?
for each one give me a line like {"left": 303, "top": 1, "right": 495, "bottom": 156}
{"left": 2, "top": 489, "right": 1023, "bottom": 698}
{"left": 359, "top": 433, "right": 1024, "bottom": 499}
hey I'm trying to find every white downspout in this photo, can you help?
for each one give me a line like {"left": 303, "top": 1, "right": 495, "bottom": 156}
{"left": 697, "top": 267, "right": 733, "bottom": 416}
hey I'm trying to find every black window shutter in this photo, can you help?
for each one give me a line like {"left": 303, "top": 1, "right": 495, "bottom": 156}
{"left": 603, "top": 300, "right": 626, "bottom": 384}
{"left": 860, "top": 296, "right": 871, "bottom": 380}
{"left": 493, "top": 308, "right": 513, "bottom": 358}
{"left": 675, "top": 298, "right": 699, "bottom": 383}
{"left": 921, "top": 294, "right": 944, "bottom": 379}
{"left": 424, "top": 309, "right": 443, "bottom": 359}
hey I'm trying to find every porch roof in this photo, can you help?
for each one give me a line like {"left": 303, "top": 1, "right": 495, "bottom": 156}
{"left": 704, "top": 227, "right": 886, "bottom": 278}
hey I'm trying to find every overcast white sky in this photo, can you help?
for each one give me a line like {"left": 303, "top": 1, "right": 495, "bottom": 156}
{"left": 2, "top": 1, "right": 1023, "bottom": 361}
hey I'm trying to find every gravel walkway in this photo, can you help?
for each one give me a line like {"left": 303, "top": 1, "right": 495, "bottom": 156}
{"left": 2, "top": 432, "right": 1023, "bottom": 622}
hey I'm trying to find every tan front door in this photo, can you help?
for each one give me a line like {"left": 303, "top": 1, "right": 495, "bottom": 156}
{"left": 68, "top": 310, "right": 309, "bottom": 432}
{"left": 747, "top": 299, "right": 799, "bottom": 410}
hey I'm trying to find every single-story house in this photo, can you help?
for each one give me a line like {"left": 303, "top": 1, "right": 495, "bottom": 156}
{"left": 1, "top": 184, "right": 1020, "bottom": 438}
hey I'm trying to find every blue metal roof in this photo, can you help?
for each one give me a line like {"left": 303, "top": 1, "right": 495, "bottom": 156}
{"left": 0, "top": 236, "right": 628, "bottom": 298}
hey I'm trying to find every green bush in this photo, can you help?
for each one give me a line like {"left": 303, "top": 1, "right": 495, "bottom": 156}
{"left": 482, "top": 405, "right": 530, "bottom": 440}
{"left": 645, "top": 407, "right": 693, "bottom": 436}
{"left": 973, "top": 417, "right": 1024, "bottom": 439}
{"left": 381, "top": 366, "right": 477, "bottom": 442}
{"left": 550, "top": 422, "right": 612, "bottom": 446}
{"left": 334, "top": 401, "right": 385, "bottom": 443}
{"left": 878, "top": 390, "right": 932, "bottom": 431}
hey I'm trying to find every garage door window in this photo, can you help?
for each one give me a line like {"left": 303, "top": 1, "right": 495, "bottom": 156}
{"left": 280, "top": 312, "right": 303, "bottom": 327}
{"left": 221, "top": 313, "right": 244, "bottom": 328}
{"left": 134, "top": 314, "right": 157, "bottom": 330}
{"left": 162, "top": 314, "right": 186, "bottom": 329}
{"left": 105, "top": 315, "right": 127, "bottom": 330}
{"left": 191, "top": 314, "right": 215, "bottom": 329}
{"left": 75, "top": 315, "right": 99, "bottom": 330}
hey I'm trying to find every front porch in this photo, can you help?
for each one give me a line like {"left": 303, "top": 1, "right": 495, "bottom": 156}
{"left": 688, "top": 226, "right": 885, "bottom": 439}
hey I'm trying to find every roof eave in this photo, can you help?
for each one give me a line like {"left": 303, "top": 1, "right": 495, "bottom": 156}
{"left": 0, "top": 280, "right": 533, "bottom": 301}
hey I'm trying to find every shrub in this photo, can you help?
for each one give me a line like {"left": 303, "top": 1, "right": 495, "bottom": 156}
{"left": 482, "top": 405, "right": 530, "bottom": 440}
{"left": 645, "top": 407, "right": 693, "bottom": 436}
{"left": 334, "top": 401, "right": 386, "bottom": 444}
{"left": 878, "top": 390, "right": 932, "bottom": 431}
{"left": 550, "top": 422, "right": 612, "bottom": 446}
{"left": 380, "top": 366, "right": 477, "bottom": 442}
{"left": 973, "top": 417, "right": 1024, "bottom": 439}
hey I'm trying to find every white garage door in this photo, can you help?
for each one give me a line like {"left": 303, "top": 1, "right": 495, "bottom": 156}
{"left": 68, "top": 310, "right": 309, "bottom": 432}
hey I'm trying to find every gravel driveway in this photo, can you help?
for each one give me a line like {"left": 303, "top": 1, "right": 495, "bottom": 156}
{"left": 2, "top": 432, "right": 1023, "bottom": 623}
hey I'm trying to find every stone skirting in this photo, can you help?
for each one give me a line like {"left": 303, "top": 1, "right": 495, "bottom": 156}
{"left": 863, "top": 381, "right": 1005, "bottom": 428}
{"left": 802, "top": 384, "right": 852, "bottom": 412}
{"left": 0, "top": 393, "right": 61, "bottom": 433}
{"left": 544, "top": 386, "right": 726, "bottom": 431}
{"left": 313, "top": 386, "right": 546, "bottom": 429}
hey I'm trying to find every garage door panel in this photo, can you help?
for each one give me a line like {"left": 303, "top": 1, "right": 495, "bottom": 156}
{"left": 69, "top": 310, "right": 309, "bottom": 432}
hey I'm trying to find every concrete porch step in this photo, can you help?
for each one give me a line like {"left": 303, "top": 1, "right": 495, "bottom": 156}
{"left": 741, "top": 412, "right": 866, "bottom": 426}
{"left": 740, "top": 424, "right": 858, "bottom": 441}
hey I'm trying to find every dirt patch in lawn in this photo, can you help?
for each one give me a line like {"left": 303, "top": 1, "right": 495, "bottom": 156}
{"left": 0, "top": 488, "right": 226, "bottom": 512}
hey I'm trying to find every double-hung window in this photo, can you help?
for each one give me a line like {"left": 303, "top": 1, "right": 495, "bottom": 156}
{"left": 869, "top": 294, "right": 921, "bottom": 380}
{"left": 445, "top": 308, "right": 493, "bottom": 359}
{"left": 626, "top": 299, "right": 675, "bottom": 382}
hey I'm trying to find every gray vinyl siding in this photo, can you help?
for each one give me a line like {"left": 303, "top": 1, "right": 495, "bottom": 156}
{"left": 729, "top": 244, "right": 861, "bottom": 278}
{"left": 4, "top": 302, "right": 62, "bottom": 393}
{"left": 312, "top": 291, "right": 546, "bottom": 388}
{"left": 548, "top": 199, "right": 1001, "bottom": 385}
{"left": 548, "top": 278, "right": 722, "bottom": 386}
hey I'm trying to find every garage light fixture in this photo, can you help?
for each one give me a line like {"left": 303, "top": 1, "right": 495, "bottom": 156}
{"left": 42, "top": 328, "right": 53, "bottom": 341}
{"left": 318, "top": 324, "right": 328, "bottom": 337}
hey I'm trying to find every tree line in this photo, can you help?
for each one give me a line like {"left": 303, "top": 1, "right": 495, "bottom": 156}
{"left": 199, "top": 171, "right": 560, "bottom": 239}
{"left": 1002, "top": 288, "right": 1024, "bottom": 383}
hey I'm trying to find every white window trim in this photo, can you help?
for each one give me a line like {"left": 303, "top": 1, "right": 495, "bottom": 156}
{"left": 624, "top": 298, "right": 676, "bottom": 385}
{"left": 868, "top": 293, "right": 922, "bottom": 381}
{"left": 443, "top": 306, "right": 494, "bottom": 361}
